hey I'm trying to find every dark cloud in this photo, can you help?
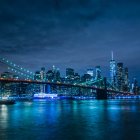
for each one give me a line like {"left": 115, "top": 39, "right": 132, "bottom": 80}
{"left": 0, "top": 0, "right": 107, "bottom": 55}
{"left": 0, "top": 0, "right": 140, "bottom": 82}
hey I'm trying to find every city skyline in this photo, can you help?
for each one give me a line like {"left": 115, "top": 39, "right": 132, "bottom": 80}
{"left": 0, "top": 55, "right": 139, "bottom": 94}
{"left": 0, "top": 0, "right": 140, "bottom": 82}
{"left": 0, "top": 52, "right": 139, "bottom": 84}
{"left": 0, "top": 53, "right": 138, "bottom": 84}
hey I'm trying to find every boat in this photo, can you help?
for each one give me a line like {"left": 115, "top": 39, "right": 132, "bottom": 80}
{"left": 0, "top": 99, "right": 16, "bottom": 105}
{"left": 0, "top": 99, "right": 15, "bottom": 105}
{"left": 33, "top": 93, "right": 58, "bottom": 99}
{"left": 0, "top": 96, "right": 16, "bottom": 105}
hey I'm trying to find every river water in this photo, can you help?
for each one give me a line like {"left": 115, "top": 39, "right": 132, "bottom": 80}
{"left": 0, "top": 99, "right": 140, "bottom": 140}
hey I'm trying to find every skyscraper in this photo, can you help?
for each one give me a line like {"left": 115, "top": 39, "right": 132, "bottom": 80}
{"left": 117, "top": 63, "right": 124, "bottom": 91}
{"left": 123, "top": 67, "right": 129, "bottom": 91}
{"left": 66, "top": 68, "right": 74, "bottom": 78}
{"left": 74, "top": 73, "right": 80, "bottom": 83}
{"left": 54, "top": 68, "right": 61, "bottom": 82}
{"left": 81, "top": 74, "right": 92, "bottom": 82}
{"left": 95, "top": 66, "right": 101, "bottom": 80}
{"left": 87, "top": 69, "right": 94, "bottom": 77}
{"left": 66, "top": 68, "right": 75, "bottom": 83}
{"left": 34, "top": 71, "right": 41, "bottom": 81}
{"left": 110, "top": 51, "right": 116, "bottom": 86}
{"left": 132, "top": 78, "right": 139, "bottom": 94}
{"left": 46, "top": 70, "right": 54, "bottom": 82}
{"left": 40, "top": 67, "right": 46, "bottom": 81}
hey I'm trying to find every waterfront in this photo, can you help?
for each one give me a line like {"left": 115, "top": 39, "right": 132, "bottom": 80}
{"left": 0, "top": 99, "right": 140, "bottom": 140}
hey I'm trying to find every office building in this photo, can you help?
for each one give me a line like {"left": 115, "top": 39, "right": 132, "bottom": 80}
{"left": 116, "top": 63, "right": 124, "bottom": 91}
{"left": 87, "top": 69, "right": 94, "bottom": 77}
{"left": 110, "top": 51, "right": 116, "bottom": 86}
{"left": 40, "top": 67, "right": 46, "bottom": 81}
{"left": 66, "top": 68, "right": 74, "bottom": 78}
{"left": 74, "top": 73, "right": 80, "bottom": 83}
{"left": 95, "top": 66, "right": 101, "bottom": 80}
{"left": 132, "top": 78, "right": 139, "bottom": 94}
{"left": 34, "top": 71, "right": 41, "bottom": 81}
{"left": 81, "top": 74, "right": 92, "bottom": 82}
{"left": 123, "top": 67, "right": 129, "bottom": 91}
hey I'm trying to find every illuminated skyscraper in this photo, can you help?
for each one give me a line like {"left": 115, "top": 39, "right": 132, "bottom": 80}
{"left": 46, "top": 66, "right": 60, "bottom": 82}
{"left": 87, "top": 69, "right": 94, "bottom": 77}
{"left": 34, "top": 71, "right": 41, "bottom": 81}
{"left": 110, "top": 51, "right": 116, "bottom": 86}
{"left": 46, "top": 70, "right": 54, "bottom": 82}
{"left": 74, "top": 73, "right": 80, "bottom": 83}
{"left": 123, "top": 67, "right": 129, "bottom": 91}
{"left": 40, "top": 67, "right": 46, "bottom": 81}
{"left": 66, "top": 68, "right": 74, "bottom": 78}
{"left": 54, "top": 68, "right": 61, "bottom": 82}
{"left": 65, "top": 68, "right": 75, "bottom": 83}
{"left": 117, "top": 63, "right": 124, "bottom": 91}
{"left": 132, "top": 78, "right": 139, "bottom": 94}
{"left": 81, "top": 74, "right": 92, "bottom": 82}
{"left": 95, "top": 66, "right": 101, "bottom": 80}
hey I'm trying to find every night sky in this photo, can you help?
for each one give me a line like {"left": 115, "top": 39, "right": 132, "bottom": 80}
{"left": 0, "top": 0, "right": 140, "bottom": 81}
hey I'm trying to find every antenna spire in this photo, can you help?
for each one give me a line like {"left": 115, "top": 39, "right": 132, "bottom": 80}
{"left": 111, "top": 51, "right": 114, "bottom": 60}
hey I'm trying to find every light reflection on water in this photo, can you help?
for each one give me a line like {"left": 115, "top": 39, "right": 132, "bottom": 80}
{"left": 0, "top": 99, "right": 140, "bottom": 140}
{"left": 0, "top": 105, "right": 8, "bottom": 129}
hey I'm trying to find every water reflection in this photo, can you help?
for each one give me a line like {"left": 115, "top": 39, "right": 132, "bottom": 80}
{"left": 0, "top": 99, "right": 140, "bottom": 140}
{"left": 0, "top": 105, "right": 8, "bottom": 127}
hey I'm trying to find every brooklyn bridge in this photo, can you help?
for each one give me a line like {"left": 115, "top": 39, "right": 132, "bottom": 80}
{"left": 0, "top": 57, "right": 135, "bottom": 100}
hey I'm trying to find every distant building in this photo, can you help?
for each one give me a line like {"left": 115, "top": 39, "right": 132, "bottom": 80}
{"left": 132, "top": 78, "right": 139, "bottom": 94}
{"left": 34, "top": 71, "right": 41, "bottom": 81}
{"left": 123, "top": 67, "right": 129, "bottom": 91}
{"left": 0, "top": 72, "right": 22, "bottom": 96}
{"left": 46, "top": 70, "right": 54, "bottom": 82}
{"left": 1, "top": 72, "right": 14, "bottom": 79}
{"left": 95, "top": 66, "right": 101, "bottom": 80}
{"left": 65, "top": 68, "right": 75, "bottom": 83}
{"left": 46, "top": 66, "right": 61, "bottom": 82}
{"left": 40, "top": 67, "right": 46, "bottom": 81}
{"left": 54, "top": 68, "right": 61, "bottom": 82}
{"left": 116, "top": 63, "right": 124, "bottom": 91}
{"left": 52, "top": 65, "right": 56, "bottom": 72}
{"left": 74, "top": 73, "right": 80, "bottom": 83}
{"left": 81, "top": 74, "right": 92, "bottom": 82}
{"left": 87, "top": 69, "right": 94, "bottom": 77}
{"left": 13, "top": 74, "right": 19, "bottom": 79}
{"left": 66, "top": 68, "right": 74, "bottom": 78}
{"left": 110, "top": 51, "right": 116, "bottom": 86}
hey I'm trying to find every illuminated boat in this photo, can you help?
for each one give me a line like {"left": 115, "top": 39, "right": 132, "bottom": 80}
{"left": 33, "top": 93, "right": 58, "bottom": 99}
{"left": 0, "top": 97, "right": 16, "bottom": 105}
{"left": 0, "top": 100, "right": 15, "bottom": 105}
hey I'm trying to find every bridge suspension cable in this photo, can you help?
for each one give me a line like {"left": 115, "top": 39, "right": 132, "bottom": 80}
{"left": 0, "top": 57, "right": 34, "bottom": 80}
